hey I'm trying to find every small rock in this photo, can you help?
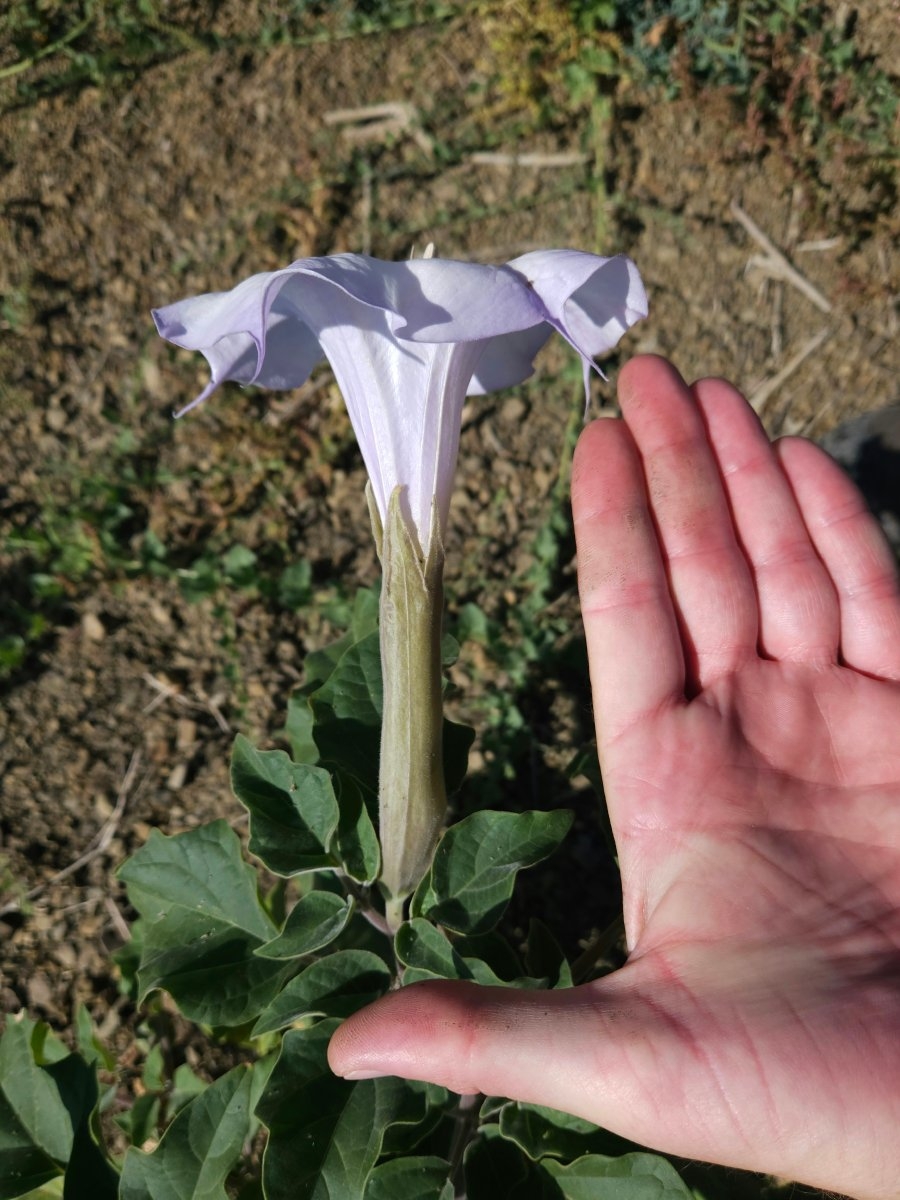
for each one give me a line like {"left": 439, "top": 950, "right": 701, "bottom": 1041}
{"left": 26, "top": 971, "right": 58, "bottom": 1015}
{"left": 176, "top": 718, "right": 197, "bottom": 750}
{"left": 81, "top": 612, "right": 106, "bottom": 642}
{"left": 166, "top": 762, "right": 188, "bottom": 791}
{"left": 52, "top": 942, "right": 78, "bottom": 969}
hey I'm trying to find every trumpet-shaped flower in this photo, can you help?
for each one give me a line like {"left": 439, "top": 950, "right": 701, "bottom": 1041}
{"left": 153, "top": 251, "right": 646, "bottom": 556}
{"left": 153, "top": 249, "right": 647, "bottom": 906}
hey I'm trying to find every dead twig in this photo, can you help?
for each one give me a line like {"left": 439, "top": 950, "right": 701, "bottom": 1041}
{"left": 749, "top": 328, "right": 830, "bottom": 415}
{"left": 104, "top": 895, "right": 132, "bottom": 943}
{"left": 142, "top": 673, "right": 231, "bottom": 733}
{"left": 731, "top": 200, "right": 832, "bottom": 314}
{"left": 323, "top": 102, "right": 433, "bottom": 155}
{"left": 469, "top": 151, "right": 588, "bottom": 168}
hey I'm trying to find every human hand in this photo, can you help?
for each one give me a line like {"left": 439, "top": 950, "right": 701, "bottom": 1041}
{"left": 329, "top": 356, "right": 900, "bottom": 1200}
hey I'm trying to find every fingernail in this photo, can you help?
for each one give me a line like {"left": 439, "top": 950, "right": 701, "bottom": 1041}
{"left": 339, "top": 1069, "right": 387, "bottom": 1081}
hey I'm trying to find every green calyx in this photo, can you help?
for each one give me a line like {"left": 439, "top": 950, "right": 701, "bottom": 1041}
{"left": 370, "top": 485, "right": 447, "bottom": 911}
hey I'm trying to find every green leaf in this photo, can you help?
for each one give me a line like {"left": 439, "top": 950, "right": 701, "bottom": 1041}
{"left": 0, "top": 1018, "right": 71, "bottom": 1195}
{"left": 524, "top": 920, "right": 573, "bottom": 989}
{"left": 498, "top": 1102, "right": 631, "bottom": 1163}
{"left": 51, "top": 1054, "right": 117, "bottom": 1200}
{"left": 411, "top": 810, "right": 574, "bottom": 935}
{"left": 278, "top": 560, "right": 312, "bottom": 609}
{"left": 252, "top": 950, "right": 391, "bottom": 1036}
{"left": 333, "top": 775, "right": 380, "bottom": 884}
{"left": 379, "top": 1079, "right": 449, "bottom": 1155}
{"left": 455, "top": 932, "right": 526, "bottom": 982}
{"left": 540, "top": 1152, "right": 694, "bottom": 1197}
{"left": 231, "top": 735, "right": 340, "bottom": 875}
{"left": 464, "top": 1127, "right": 545, "bottom": 1200}
{"left": 443, "top": 718, "right": 475, "bottom": 795}
{"left": 118, "top": 821, "right": 288, "bottom": 1027}
{"left": 312, "top": 631, "right": 382, "bottom": 725}
{"left": 254, "top": 892, "right": 354, "bottom": 960}
{"left": 73, "top": 1008, "right": 114, "bottom": 1072}
{"left": 0, "top": 1019, "right": 116, "bottom": 1200}
{"left": 303, "top": 588, "right": 380, "bottom": 688}
{"left": 395, "top": 920, "right": 511, "bottom": 987}
{"left": 119, "top": 1066, "right": 253, "bottom": 1200}
{"left": 396, "top": 918, "right": 470, "bottom": 982}
{"left": 308, "top": 632, "right": 473, "bottom": 801}
{"left": 222, "top": 544, "right": 258, "bottom": 587}
{"left": 115, "top": 1094, "right": 160, "bottom": 1147}
{"left": 281, "top": 692, "right": 319, "bottom": 765}
{"left": 257, "top": 1023, "right": 423, "bottom": 1200}
{"left": 363, "top": 1157, "right": 453, "bottom": 1200}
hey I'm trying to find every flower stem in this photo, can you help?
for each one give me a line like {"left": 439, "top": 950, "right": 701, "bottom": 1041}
{"left": 375, "top": 487, "right": 446, "bottom": 903}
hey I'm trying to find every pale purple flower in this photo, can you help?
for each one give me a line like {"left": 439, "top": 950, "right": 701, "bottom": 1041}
{"left": 153, "top": 250, "right": 647, "bottom": 556}
{"left": 154, "top": 248, "right": 647, "bottom": 902}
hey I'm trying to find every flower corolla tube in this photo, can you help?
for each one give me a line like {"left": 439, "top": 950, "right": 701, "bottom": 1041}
{"left": 153, "top": 249, "right": 647, "bottom": 908}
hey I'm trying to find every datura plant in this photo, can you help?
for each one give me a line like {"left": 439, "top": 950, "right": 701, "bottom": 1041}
{"left": 152, "top": 248, "right": 647, "bottom": 912}
{"left": 2, "top": 249, "right": 721, "bottom": 1200}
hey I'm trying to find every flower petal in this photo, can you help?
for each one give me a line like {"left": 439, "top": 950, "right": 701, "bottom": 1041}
{"left": 467, "top": 323, "right": 554, "bottom": 395}
{"left": 506, "top": 249, "right": 648, "bottom": 360}
{"left": 153, "top": 276, "right": 323, "bottom": 414}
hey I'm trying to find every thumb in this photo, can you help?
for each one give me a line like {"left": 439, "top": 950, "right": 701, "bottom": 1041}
{"left": 327, "top": 976, "right": 645, "bottom": 1120}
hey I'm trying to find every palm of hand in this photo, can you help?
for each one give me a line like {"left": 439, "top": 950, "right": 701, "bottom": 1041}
{"left": 606, "top": 662, "right": 900, "bottom": 1192}
{"left": 330, "top": 358, "right": 900, "bottom": 1200}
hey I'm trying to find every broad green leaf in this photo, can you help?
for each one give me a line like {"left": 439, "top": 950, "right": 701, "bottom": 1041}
{"left": 0, "top": 1020, "right": 116, "bottom": 1200}
{"left": 281, "top": 691, "right": 319, "bottom": 765}
{"left": 348, "top": 586, "right": 381, "bottom": 640}
{"left": 5, "top": 1184, "right": 62, "bottom": 1199}
{"left": 252, "top": 950, "right": 391, "bottom": 1036}
{"left": 312, "top": 631, "right": 382, "bottom": 725}
{"left": 524, "top": 920, "right": 573, "bottom": 989}
{"left": 257, "top": 1023, "right": 423, "bottom": 1200}
{"left": 443, "top": 718, "right": 475, "bottom": 795}
{"left": 396, "top": 918, "right": 469, "bottom": 981}
{"left": 412, "top": 809, "right": 574, "bottom": 935}
{"left": 540, "top": 1152, "right": 694, "bottom": 1197}
{"left": 277, "top": 559, "right": 313, "bottom": 610}
{"left": 118, "top": 821, "right": 288, "bottom": 1027}
{"left": 115, "top": 1094, "right": 160, "bottom": 1147}
{"left": 119, "top": 1066, "right": 252, "bottom": 1200}
{"left": 254, "top": 893, "right": 354, "bottom": 960}
{"left": 0, "top": 1018, "right": 71, "bottom": 1193}
{"left": 231, "top": 736, "right": 340, "bottom": 875}
{"left": 303, "top": 588, "right": 380, "bottom": 688}
{"left": 73, "top": 1008, "right": 114, "bottom": 1072}
{"left": 379, "top": 1079, "right": 450, "bottom": 1156}
{"left": 308, "top": 631, "right": 473, "bottom": 799}
{"left": 26, "top": 1026, "right": 66, "bottom": 1069}
{"left": 50, "top": 1054, "right": 117, "bottom": 1200}
{"left": 304, "top": 635, "right": 356, "bottom": 690}
{"left": 395, "top": 920, "right": 510, "bottom": 987}
{"left": 464, "top": 1127, "right": 545, "bottom": 1200}
{"left": 498, "top": 1102, "right": 631, "bottom": 1163}
{"left": 312, "top": 710, "right": 381, "bottom": 797}
{"left": 441, "top": 633, "right": 460, "bottom": 667}
{"left": 455, "top": 932, "right": 526, "bottom": 982}
{"left": 363, "top": 1157, "right": 453, "bottom": 1200}
{"left": 333, "top": 775, "right": 380, "bottom": 884}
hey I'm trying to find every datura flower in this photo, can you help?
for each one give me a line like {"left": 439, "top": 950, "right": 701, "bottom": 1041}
{"left": 153, "top": 249, "right": 647, "bottom": 911}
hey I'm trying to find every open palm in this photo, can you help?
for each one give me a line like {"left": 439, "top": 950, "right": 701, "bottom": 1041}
{"left": 330, "top": 357, "right": 900, "bottom": 1200}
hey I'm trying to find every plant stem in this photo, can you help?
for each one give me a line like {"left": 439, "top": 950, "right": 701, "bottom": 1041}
{"left": 376, "top": 488, "right": 446, "bottom": 902}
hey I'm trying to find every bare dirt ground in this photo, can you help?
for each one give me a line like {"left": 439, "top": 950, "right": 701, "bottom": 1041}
{"left": 0, "top": 0, "right": 898, "bottom": 1154}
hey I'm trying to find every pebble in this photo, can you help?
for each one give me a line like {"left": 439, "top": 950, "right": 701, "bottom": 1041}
{"left": 81, "top": 612, "right": 106, "bottom": 642}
